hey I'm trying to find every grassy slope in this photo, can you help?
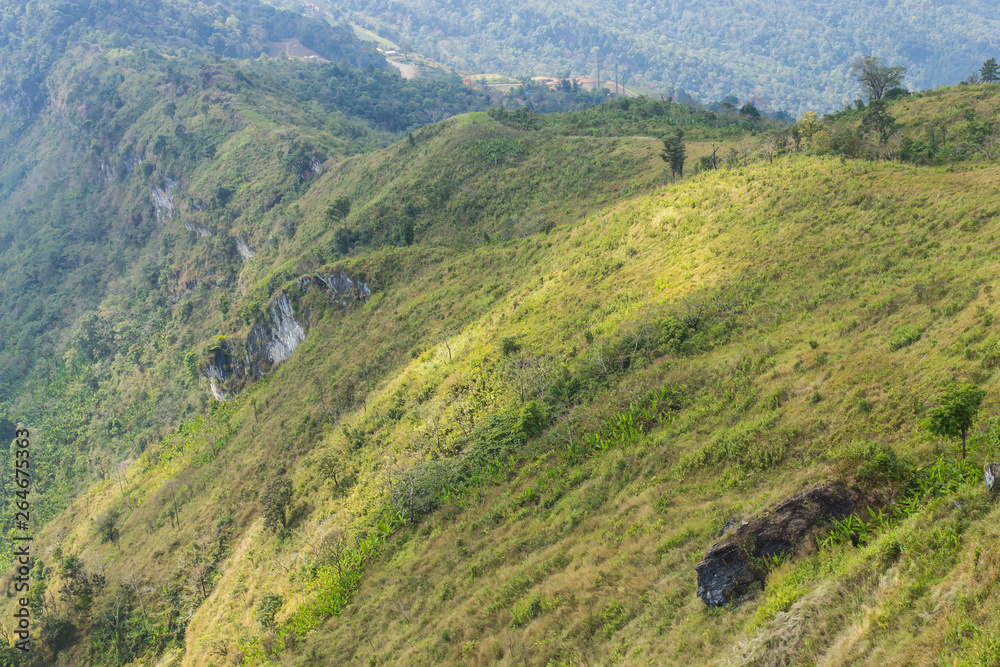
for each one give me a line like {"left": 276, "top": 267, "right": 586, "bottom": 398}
{"left": 24, "top": 90, "right": 1000, "bottom": 666}
{"left": 288, "top": 159, "right": 1000, "bottom": 666}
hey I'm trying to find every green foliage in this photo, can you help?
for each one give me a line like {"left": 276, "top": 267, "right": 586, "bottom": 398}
{"left": 256, "top": 593, "right": 284, "bottom": 630}
{"left": 468, "top": 413, "right": 525, "bottom": 467}
{"left": 519, "top": 400, "right": 548, "bottom": 438}
{"left": 59, "top": 554, "right": 106, "bottom": 616}
{"left": 660, "top": 130, "right": 687, "bottom": 181}
{"left": 471, "top": 137, "right": 525, "bottom": 166}
{"left": 333, "top": 0, "right": 993, "bottom": 114}
{"left": 851, "top": 56, "right": 908, "bottom": 101}
{"left": 923, "top": 384, "right": 988, "bottom": 458}
{"left": 859, "top": 99, "right": 898, "bottom": 142}
{"left": 95, "top": 506, "right": 121, "bottom": 544}
{"left": 509, "top": 592, "right": 560, "bottom": 627}
{"left": 888, "top": 325, "right": 922, "bottom": 351}
{"left": 261, "top": 477, "right": 293, "bottom": 531}
{"left": 387, "top": 458, "right": 469, "bottom": 521}
{"left": 334, "top": 228, "right": 351, "bottom": 255}
{"left": 325, "top": 196, "right": 351, "bottom": 224}
{"left": 981, "top": 58, "right": 1000, "bottom": 84}
{"left": 840, "top": 441, "right": 913, "bottom": 490}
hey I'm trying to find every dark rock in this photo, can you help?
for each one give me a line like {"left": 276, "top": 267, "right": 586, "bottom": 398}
{"left": 986, "top": 463, "right": 1000, "bottom": 493}
{"left": 695, "top": 484, "right": 855, "bottom": 607}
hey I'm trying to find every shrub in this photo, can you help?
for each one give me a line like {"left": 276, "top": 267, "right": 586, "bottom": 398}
{"left": 840, "top": 440, "right": 913, "bottom": 489}
{"left": 519, "top": 400, "right": 548, "bottom": 437}
{"left": 261, "top": 477, "right": 293, "bottom": 531}
{"left": 888, "top": 325, "right": 922, "bottom": 351}
{"left": 95, "top": 507, "right": 121, "bottom": 544}
{"left": 467, "top": 413, "right": 525, "bottom": 466}
{"left": 255, "top": 593, "right": 283, "bottom": 630}
{"left": 388, "top": 458, "right": 468, "bottom": 520}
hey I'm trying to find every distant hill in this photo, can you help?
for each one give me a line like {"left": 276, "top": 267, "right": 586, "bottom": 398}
{"left": 308, "top": 0, "right": 1000, "bottom": 115}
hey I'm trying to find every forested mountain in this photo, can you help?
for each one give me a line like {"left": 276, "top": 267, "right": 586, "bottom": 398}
{"left": 308, "top": 0, "right": 1000, "bottom": 114}
{"left": 0, "top": 0, "right": 490, "bottom": 590}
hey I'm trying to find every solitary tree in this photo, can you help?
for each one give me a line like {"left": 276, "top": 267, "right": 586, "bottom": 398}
{"left": 851, "top": 56, "right": 907, "bottom": 100}
{"left": 797, "top": 111, "right": 822, "bottom": 143}
{"left": 982, "top": 58, "right": 1000, "bottom": 84}
{"left": 661, "top": 130, "right": 686, "bottom": 182}
{"left": 325, "top": 196, "right": 350, "bottom": 224}
{"left": 923, "top": 383, "right": 987, "bottom": 459}
{"left": 326, "top": 196, "right": 352, "bottom": 254}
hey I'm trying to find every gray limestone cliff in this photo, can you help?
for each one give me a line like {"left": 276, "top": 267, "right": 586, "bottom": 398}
{"left": 202, "top": 271, "right": 371, "bottom": 399}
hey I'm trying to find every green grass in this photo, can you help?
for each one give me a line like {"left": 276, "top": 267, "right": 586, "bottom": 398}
{"left": 17, "top": 87, "right": 1000, "bottom": 666}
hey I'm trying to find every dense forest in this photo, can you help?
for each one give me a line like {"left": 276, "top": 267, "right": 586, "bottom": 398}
{"left": 298, "top": 0, "right": 1000, "bottom": 114}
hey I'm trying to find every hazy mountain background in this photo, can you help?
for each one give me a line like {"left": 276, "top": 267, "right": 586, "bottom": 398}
{"left": 299, "top": 0, "right": 1000, "bottom": 114}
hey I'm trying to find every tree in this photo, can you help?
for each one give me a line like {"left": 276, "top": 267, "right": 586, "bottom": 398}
{"left": 923, "top": 383, "right": 987, "bottom": 459}
{"left": 739, "top": 103, "right": 760, "bottom": 118}
{"left": 333, "top": 227, "right": 350, "bottom": 255}
{"left": 759, "top": 135, "right": 779, "bottom": 164}
{"left": 982, "top": 58, "right": 1000, "bottom": 84}
{"left": 261, "top": 476, "right": 293, "bottom": 531}
{"left": 95, "top": 506, "right": 120, "bottom": 544}
{"left": 860, "top": 99, "right": 897, "bottom": 143}
{"left": 851, "top": 56, "right": 907, "bottom": 100}
{"left": 660, "top": 130, "right": 686, "bottom": 182}
{"left": 797, "top": 111, "right": 821, "bottom": 143}
{"left": 255, "top": 593, "right": 283, "bottom": 630}
{"left": 324, "top": 196, "right": 350, "bottom": 224}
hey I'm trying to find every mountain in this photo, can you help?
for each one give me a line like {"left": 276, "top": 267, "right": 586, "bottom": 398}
{"left": 305, "top": 0, "right": 1000, "bottom": 115}
{"left": 5, "top": 1, "right": 1000, "bottom": 666}
{"left": 0, "top": 0, "right": 493, "bottom": 595}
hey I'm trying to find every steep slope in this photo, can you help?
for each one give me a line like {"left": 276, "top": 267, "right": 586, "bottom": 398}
{"left": 18, "top": 86, "right": 1000, "bottom": 667}
{"left": 0, "top": 0, "right": 497, "bottom": 556}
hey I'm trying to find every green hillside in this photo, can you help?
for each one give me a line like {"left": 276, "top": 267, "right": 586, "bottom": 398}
{"left": 7, "top": 3, "right": 1000, "bottom": 665}
{"left": 297, "top": 0, "right": 1000, "bottom": 115}
{"left": 8, "top": 80, "right": 1000, "bottom": 667}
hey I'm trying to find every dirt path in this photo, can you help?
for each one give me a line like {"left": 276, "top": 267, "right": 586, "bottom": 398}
{"left": 389, "top": 60, "right": 417, "bottom": 79}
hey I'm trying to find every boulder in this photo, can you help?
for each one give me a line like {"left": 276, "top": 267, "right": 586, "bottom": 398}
{"left": 695, "top": 484, "right": 855, "bottom": 607}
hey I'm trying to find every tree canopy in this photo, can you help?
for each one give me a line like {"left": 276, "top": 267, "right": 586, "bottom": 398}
{"left": 851, "top": 56, "right": 907, "bottom": 101}
{"left": 982, "top": 58, "right": 1000, "bottom": 83}
{"left": 923, "top": 384, "right": 987, "bottom": 459}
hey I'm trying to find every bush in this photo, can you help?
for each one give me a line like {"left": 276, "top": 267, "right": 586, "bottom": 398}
{"left": 519, "top": 400, "right": 548, "bottom": 437}
{"left": 840, "top": 440, "right": 913, "bottom": 489}
{"left": 95, "top": 507, "right": 121, "bottom": 543}
{"left": 888, "top": 325, "right": 922, "bottom": 351}
{"left": 261, "top": 477, "right": 293, "bottom": 531}
{"left": 388, "top": 458, "right": 469, "bottom": 520}
{"left": 255, "top": 593, "right": 283, "bottom": 630}
{"left": 467, "top": 413, "right": 525, "bottom": 466}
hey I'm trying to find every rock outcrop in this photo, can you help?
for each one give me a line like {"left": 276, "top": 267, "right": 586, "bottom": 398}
{"left": 695, "top": 484, "right": 855, "bottom": 607}
{"left": 986, "top": 463, "right": 1000, "bottom": 493}
{"left": 202, "top": 272, "right": 371, "bottom": 399}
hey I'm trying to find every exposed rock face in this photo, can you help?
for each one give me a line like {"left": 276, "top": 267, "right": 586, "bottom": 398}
{"left": 695, "top": 484, "right": 855, "bottom": 607}
{"left": 299, "top": 271, "right": 372, "bottom": 304}
{"left": 236, "top": 238, "right": 256, "bottom": 261}
{"left": 262, "top": 293, "right": 305, "bottom": 363}
{"left": 201, "top": 272, "right": 371, "bottom": 398}
{"left": 151, "top": 177, "right": 178, "bottom": 220}
{"left": 986, "top": 463, "right": 1000, "bottom": 493}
